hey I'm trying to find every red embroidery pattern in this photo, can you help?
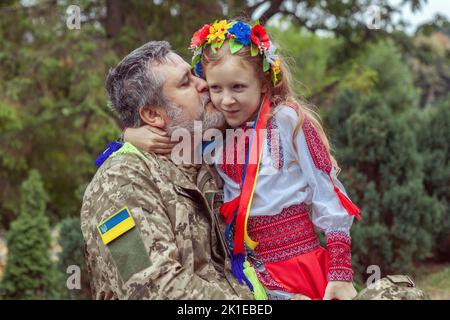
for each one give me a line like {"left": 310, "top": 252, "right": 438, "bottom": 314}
{"left": 326, "top": 231, "right": 353, "bottom": 281}
{"left": 219, "top": 119, "right": 286, "bottom": 182}
{"left": 250, "top": 263, "right": 286, "bottom": 291}
{"left": 267, "top": 117, "right": 284, "bottom": 170}
{"left": 247, "top": 203, "right": 321, "bottom": 265}
{"left": 302, "top": 117, "right": 332, "bottom": 174}
{"left": 219, "top": 126, "right": 252, "bottom": 183}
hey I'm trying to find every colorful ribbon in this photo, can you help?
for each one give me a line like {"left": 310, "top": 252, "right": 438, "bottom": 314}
{"left": 233, "top": 97, "right": 272, "bottom": 255}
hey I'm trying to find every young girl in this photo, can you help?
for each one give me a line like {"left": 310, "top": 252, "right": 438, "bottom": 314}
{"left": 126, "top": 19, "right": 361, "bottom": 300}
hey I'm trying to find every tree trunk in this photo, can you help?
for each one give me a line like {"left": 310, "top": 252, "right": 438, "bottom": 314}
{"left": 258, "top": 0, "right": 284, "bottom": 24}
{"left": 105, "top": 0, "right": 124, "bottom": 39}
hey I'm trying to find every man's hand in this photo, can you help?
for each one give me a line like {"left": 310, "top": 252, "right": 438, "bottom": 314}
{"left": 323, "top": 281, "right": 357, "bottom": 300}
{"left": 124, "top": 125, "right": 175, "bottom": 155}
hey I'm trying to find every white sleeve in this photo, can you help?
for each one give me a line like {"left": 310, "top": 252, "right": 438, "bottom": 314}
{"left": 295, "top": 120, "right": 355, "bottom": 235}
{"left": 293, "top": 114, "right": 357, "bottom": 281}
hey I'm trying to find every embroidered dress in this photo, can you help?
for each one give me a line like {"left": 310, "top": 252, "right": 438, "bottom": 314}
{"left": 214, "top": 104, "right": 357, "bottom": 300}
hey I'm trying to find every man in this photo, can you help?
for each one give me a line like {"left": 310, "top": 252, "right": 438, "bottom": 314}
{"left": 80, "top": 41, "right": 252, "bottom": 299}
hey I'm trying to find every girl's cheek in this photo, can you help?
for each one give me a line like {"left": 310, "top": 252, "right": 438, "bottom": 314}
{"left": 211, "top": 95, "right": 221, "bottom": 108}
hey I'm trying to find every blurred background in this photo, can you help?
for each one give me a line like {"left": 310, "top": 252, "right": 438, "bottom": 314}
{"left": 0, "top": 0, "right": 449, "bottom": 299}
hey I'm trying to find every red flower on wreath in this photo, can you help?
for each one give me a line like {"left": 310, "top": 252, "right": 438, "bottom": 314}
{"left": 190, "top": 24, "right": 210, "bottom": 48}
{"left": 250, "top": 24, "right": 270, "bottom": 50}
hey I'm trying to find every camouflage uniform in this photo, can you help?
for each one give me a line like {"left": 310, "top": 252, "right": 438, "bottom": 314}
{"left": 80, "top": 144, "right": 252, "bottom": 300}
{"left": 353, "top": 275, "right": 428, "bottom": 300}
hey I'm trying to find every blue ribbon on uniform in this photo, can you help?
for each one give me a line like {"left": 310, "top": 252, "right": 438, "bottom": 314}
{"left": 94, "top": 141, "right": 124, "bottom": 168}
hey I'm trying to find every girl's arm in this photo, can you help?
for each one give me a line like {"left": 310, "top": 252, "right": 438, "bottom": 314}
{"left": 295, "top": 120, "right": 356, "bottom": 280}
{"left": 123, "top": 126, "right": 176, "bottom": 155}
{"left": 293, "top": 115, "right": 359, "bottom": 299}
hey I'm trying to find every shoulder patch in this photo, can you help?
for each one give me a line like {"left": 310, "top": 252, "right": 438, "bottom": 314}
{"left": 302, "top": 117, "right": 332, "bottom": 174}
{"left": 97, "top": 207, "right": 136, "bottom": 245}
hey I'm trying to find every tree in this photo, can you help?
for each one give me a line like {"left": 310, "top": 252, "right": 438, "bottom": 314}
{"left": 329, "top": 90, "right": 444, "bottom": 278}
{"left": 0, "top": 170, "right": 59, "bottom": 299}
{"left": 253, "top": 0, "right": 427, "bottom": 32}
{"left": 325, "top": 40, "right": 444, "bottom": 278}
{"left": 416, "top": 95, "right": 450, "bottom": 261}
{"left": 408, "top": 30, "right": 450, "bottom": 107}
{"left": 0, "top": 0, "right": 119, "bottom": 228}
{"left": 268, "top": 23, "right": 339, "bottom": 103}
{"left": 251, "top": 0, "right": 428, "bottom": 63}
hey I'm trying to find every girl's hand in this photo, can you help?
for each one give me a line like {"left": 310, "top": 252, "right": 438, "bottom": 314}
{"left": 323, "top": 281, "right": 357, "bottom": 300}
{"left": 123, "top": 126, "right": 176, "bottom": 155}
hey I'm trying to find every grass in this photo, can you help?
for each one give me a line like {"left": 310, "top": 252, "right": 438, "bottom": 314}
{"left": 413, "top": 263, "right": 450, "bottom": 300}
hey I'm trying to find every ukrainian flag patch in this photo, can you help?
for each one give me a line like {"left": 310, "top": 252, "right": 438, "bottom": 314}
{"left": 97, "top": 207, "right": 136, "bottom": 245}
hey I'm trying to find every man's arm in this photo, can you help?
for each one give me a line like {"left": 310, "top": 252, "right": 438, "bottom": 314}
{"left": 82, "top": 154, "right": 241, "bottom": 299}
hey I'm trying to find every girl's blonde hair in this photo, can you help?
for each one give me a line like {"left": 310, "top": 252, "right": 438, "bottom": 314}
{"left": 200, "top": 21, "right": 340, "bottom": 174}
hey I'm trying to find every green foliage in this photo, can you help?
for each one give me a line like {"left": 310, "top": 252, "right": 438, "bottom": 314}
{"left": 416, "top": 95, "right": 450, "bottom": 261}
{"left": 330, "top": 90, "right": 444, "bottom": 277}
{"left": 354, "top": 40, "right": 420, "bottom": 113}
{"left": 327, "top": 40, "right": 445, "bottom": 276}
{"left": 268, "top": 24, "right": 338, "bottom": 99}
{"left": 338, "top": 62, "right": 379, "bottom": 94}
{"left": 418, "top": 96, "right": 450, "bottom": 206}
{"left": 0, "top": 3, "right": 120, "bottom": 228}
{"left": 0, "top": 170, "right": 60, "bottom": 299}
{"left": 409, "top": 34, "right": 450, "bottom": 107}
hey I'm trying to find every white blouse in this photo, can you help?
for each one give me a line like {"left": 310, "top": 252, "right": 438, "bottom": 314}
{"left": 212, "top": 105, "right": 354, "bottom": 235}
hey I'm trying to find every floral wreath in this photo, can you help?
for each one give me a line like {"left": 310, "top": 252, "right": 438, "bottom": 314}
{"left": 189, "top": 19, "right": 281, "bottom": 85}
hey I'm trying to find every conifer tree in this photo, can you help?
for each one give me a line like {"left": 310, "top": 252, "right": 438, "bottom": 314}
{"left": 417, "top": 95, "right": 450, "bottom": 261}
{"left": 326, "top": 41, "right": 444, "bottom": 278}
{"left": 328, "top": 89, "right": 444, "bottom": 277}
{"left": 0, "top": 170, "right": 59, "bottom": 299}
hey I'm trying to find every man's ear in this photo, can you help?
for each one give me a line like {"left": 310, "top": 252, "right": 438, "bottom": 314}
{"left": 139, "top": 106, "right": 167, "bottom": 129}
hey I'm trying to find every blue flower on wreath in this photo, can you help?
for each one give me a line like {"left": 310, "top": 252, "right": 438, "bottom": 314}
{"left": 194, "top": 61, "right": 204, "bottom": 78}
{"left": 227, "top": 21, "right": 251, "bottom": 46}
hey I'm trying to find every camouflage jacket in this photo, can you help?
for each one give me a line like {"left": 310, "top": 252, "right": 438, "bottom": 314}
{"left": 354, "top": 275, "right": 428, "bottom": 300}
{"left": 80, "top": 144, "right": 252, "bottom": 300}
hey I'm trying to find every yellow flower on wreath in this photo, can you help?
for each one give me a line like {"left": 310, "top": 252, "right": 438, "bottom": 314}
{"left": 272, "top": 58, "right": 281, "bottom": 75}
{"left": 207, "top": 20, "right": 233, "bottom": 45}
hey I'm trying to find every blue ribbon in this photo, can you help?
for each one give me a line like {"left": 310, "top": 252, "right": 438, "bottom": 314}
{"left": 94, "top": 141, "right": 124, "bottom": 168}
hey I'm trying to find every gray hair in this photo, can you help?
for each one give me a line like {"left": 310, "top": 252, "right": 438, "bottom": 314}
{"left": 105, "top": 41, "right": 172, "bottom": 128}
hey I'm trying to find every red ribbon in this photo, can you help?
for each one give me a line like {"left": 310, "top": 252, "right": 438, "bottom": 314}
{"left": 233, "top": 97, "right": 272, "bottom": 254}
{"left": 328, "top": 174, "right": 362, "bottom": 221}
{"left": 220, "top": 195, "right": 241, "bottom": 224}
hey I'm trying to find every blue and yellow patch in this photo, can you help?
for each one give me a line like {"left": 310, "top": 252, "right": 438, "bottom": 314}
{"left": 97, "top": 207, "right": 136, "bottom": 245}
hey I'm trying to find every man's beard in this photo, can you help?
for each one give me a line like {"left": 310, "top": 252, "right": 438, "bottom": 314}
{"left": 165, "top": 96, "right": 225, "bottom": 135}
